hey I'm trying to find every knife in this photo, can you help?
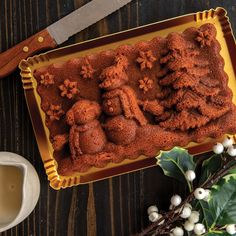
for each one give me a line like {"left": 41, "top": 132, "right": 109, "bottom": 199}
{"left": 0, "top": 0, "right": 132, "bottom": 79}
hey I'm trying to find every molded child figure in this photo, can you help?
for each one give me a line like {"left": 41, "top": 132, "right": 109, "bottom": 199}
{"left": 100, "top": 55, "right": 147, "bottom": 145}
{"left": 53, "top": 100, "right": 107, "bottom": 161}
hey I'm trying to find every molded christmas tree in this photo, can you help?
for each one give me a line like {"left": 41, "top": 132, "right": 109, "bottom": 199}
{"left": 156, "top": 29, "right": 230, "bottom": 132}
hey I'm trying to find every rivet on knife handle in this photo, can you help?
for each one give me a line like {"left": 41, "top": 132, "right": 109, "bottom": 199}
{"left": 0, "top": 29, "right": 57, "bottom": 79}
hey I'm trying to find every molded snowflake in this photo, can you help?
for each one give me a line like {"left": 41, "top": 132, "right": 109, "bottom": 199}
{"left": 59, "top": 79, "right": 79, "bottom": 99}
{"left": 195, "top": 31, "right": 213, "bottom": 47}
{"left": 80, "top": 59, "right": 94, "bottom": 79}
{"left": 40, "top": 72, "right": 55, "bottom": 86}
{"left": 46, "top": 104, "right": 64, "bottom": 121}
{"left": 139, "top": 76, "right": 154, "bottom": 93}
{"left": 136, "top": 50, "right": 156, "bottom": 70}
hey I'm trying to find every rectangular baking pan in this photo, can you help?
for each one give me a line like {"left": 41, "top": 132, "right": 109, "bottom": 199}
{"left": 19, "top": 7, "right": 236, "bottom": 190}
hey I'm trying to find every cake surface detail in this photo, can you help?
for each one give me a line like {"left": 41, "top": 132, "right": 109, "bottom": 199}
{"left": 34, "top": 23, "right": 236, "bottom": 175}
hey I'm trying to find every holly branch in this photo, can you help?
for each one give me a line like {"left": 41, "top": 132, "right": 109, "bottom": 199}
{"left": 136, "top": 137, "right": 236, "bottom": 236}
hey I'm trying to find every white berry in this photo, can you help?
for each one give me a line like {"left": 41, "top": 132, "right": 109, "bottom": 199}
{"left": 169, "top": 204, "right": 174, "bottom": 210}
{"left": 148, "top": 211, "right": 159, "bottom": 222}
{"left": 188, "top": 211, "right": 200, "bottom": 223}
{"left": 172, "top": 226, "right": 184, "bottom": 236}
{"left": 203, "top": 189, "right": 211, "bottom": 201}
{"left": 184, "top": 203, "right": 192, "bottom": 209}
{"left": 194, "top": 188, "right": 206, "bottom": 200}
{"left": 227, "top": 145, "right": 236, "bottom": 157}
{"left": 213, "top": 142, "right": 224, "bottom": 154}
{"left": 185, "top": 170, "right": 196, "bottom": 182}
{"left": 184, "top": 220, "right": 194, "bottom": 231}
{"left": 222, "top": 136, "right": 234, "bottom": 148}
{"left": 171, "top": 195, "right": 182, "bottom": 206}
{"left": 180, "top": 206, "right": 192, "bottom": 218}
{"left": 157, "top": 214, "right": 165, "bottom": 225}
{"left": 177, "top": 203, "right": 192, "bottom": 214}
{"left": 147, "top": 205, "right": 158, "bottom": 215}
{"left": 226, "top": 224, "right": 236, "bottom": 234}
{"left": 194, "top": 223, "right": 206, "bottom": 235}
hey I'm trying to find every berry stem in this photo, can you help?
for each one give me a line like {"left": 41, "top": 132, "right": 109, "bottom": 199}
{"left": 136, "top": 153, "right": 236, "bottom": 236}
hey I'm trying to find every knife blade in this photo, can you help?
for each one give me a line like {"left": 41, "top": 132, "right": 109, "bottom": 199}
{"left": 0, "top": 0, "right": 132, "bottom": 79}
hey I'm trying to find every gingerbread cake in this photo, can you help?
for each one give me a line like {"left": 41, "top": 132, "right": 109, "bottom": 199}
{"left": 34, "top": 23, "right": 236, "bottom": 175}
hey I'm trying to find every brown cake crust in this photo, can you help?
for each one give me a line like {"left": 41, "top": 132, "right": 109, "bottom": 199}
{"left": 34, "top": 23, "right": 236, "bottom": 175}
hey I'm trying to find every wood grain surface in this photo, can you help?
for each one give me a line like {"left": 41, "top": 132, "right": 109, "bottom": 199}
{"left": 0, "top": 0, "right": 236, "bottom": 235}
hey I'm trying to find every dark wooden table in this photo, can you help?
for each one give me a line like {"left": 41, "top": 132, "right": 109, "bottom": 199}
{"left": 0, "top": 1, "right": 236, "bottom": 235}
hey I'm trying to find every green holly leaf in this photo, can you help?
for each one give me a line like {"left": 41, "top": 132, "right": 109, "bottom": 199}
{"left": 229, "top": 168, "right": 236, "bottom": 174}
{"left": 156, "top": 147, "right": 196, "bottom": 191}
{"left": 194, "top": 200, "right": 215, "bottom": 229}
{"left": 199, "top": 154, "right": 222, "bottom": 185}
{"left": 193, "top": 198, "right": 217, "bottom": 230}
{"left": 208, "top": 174, "right": 236, "bottom": 227}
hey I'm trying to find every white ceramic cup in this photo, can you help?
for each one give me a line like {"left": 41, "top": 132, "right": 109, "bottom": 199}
{"left": 0, "top": 152, "right": 40, "bottom": 233}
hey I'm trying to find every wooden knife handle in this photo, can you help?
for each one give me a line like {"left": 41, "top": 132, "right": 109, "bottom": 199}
{"left": 0, "top": 29, "right": 57, "bottom": 79}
